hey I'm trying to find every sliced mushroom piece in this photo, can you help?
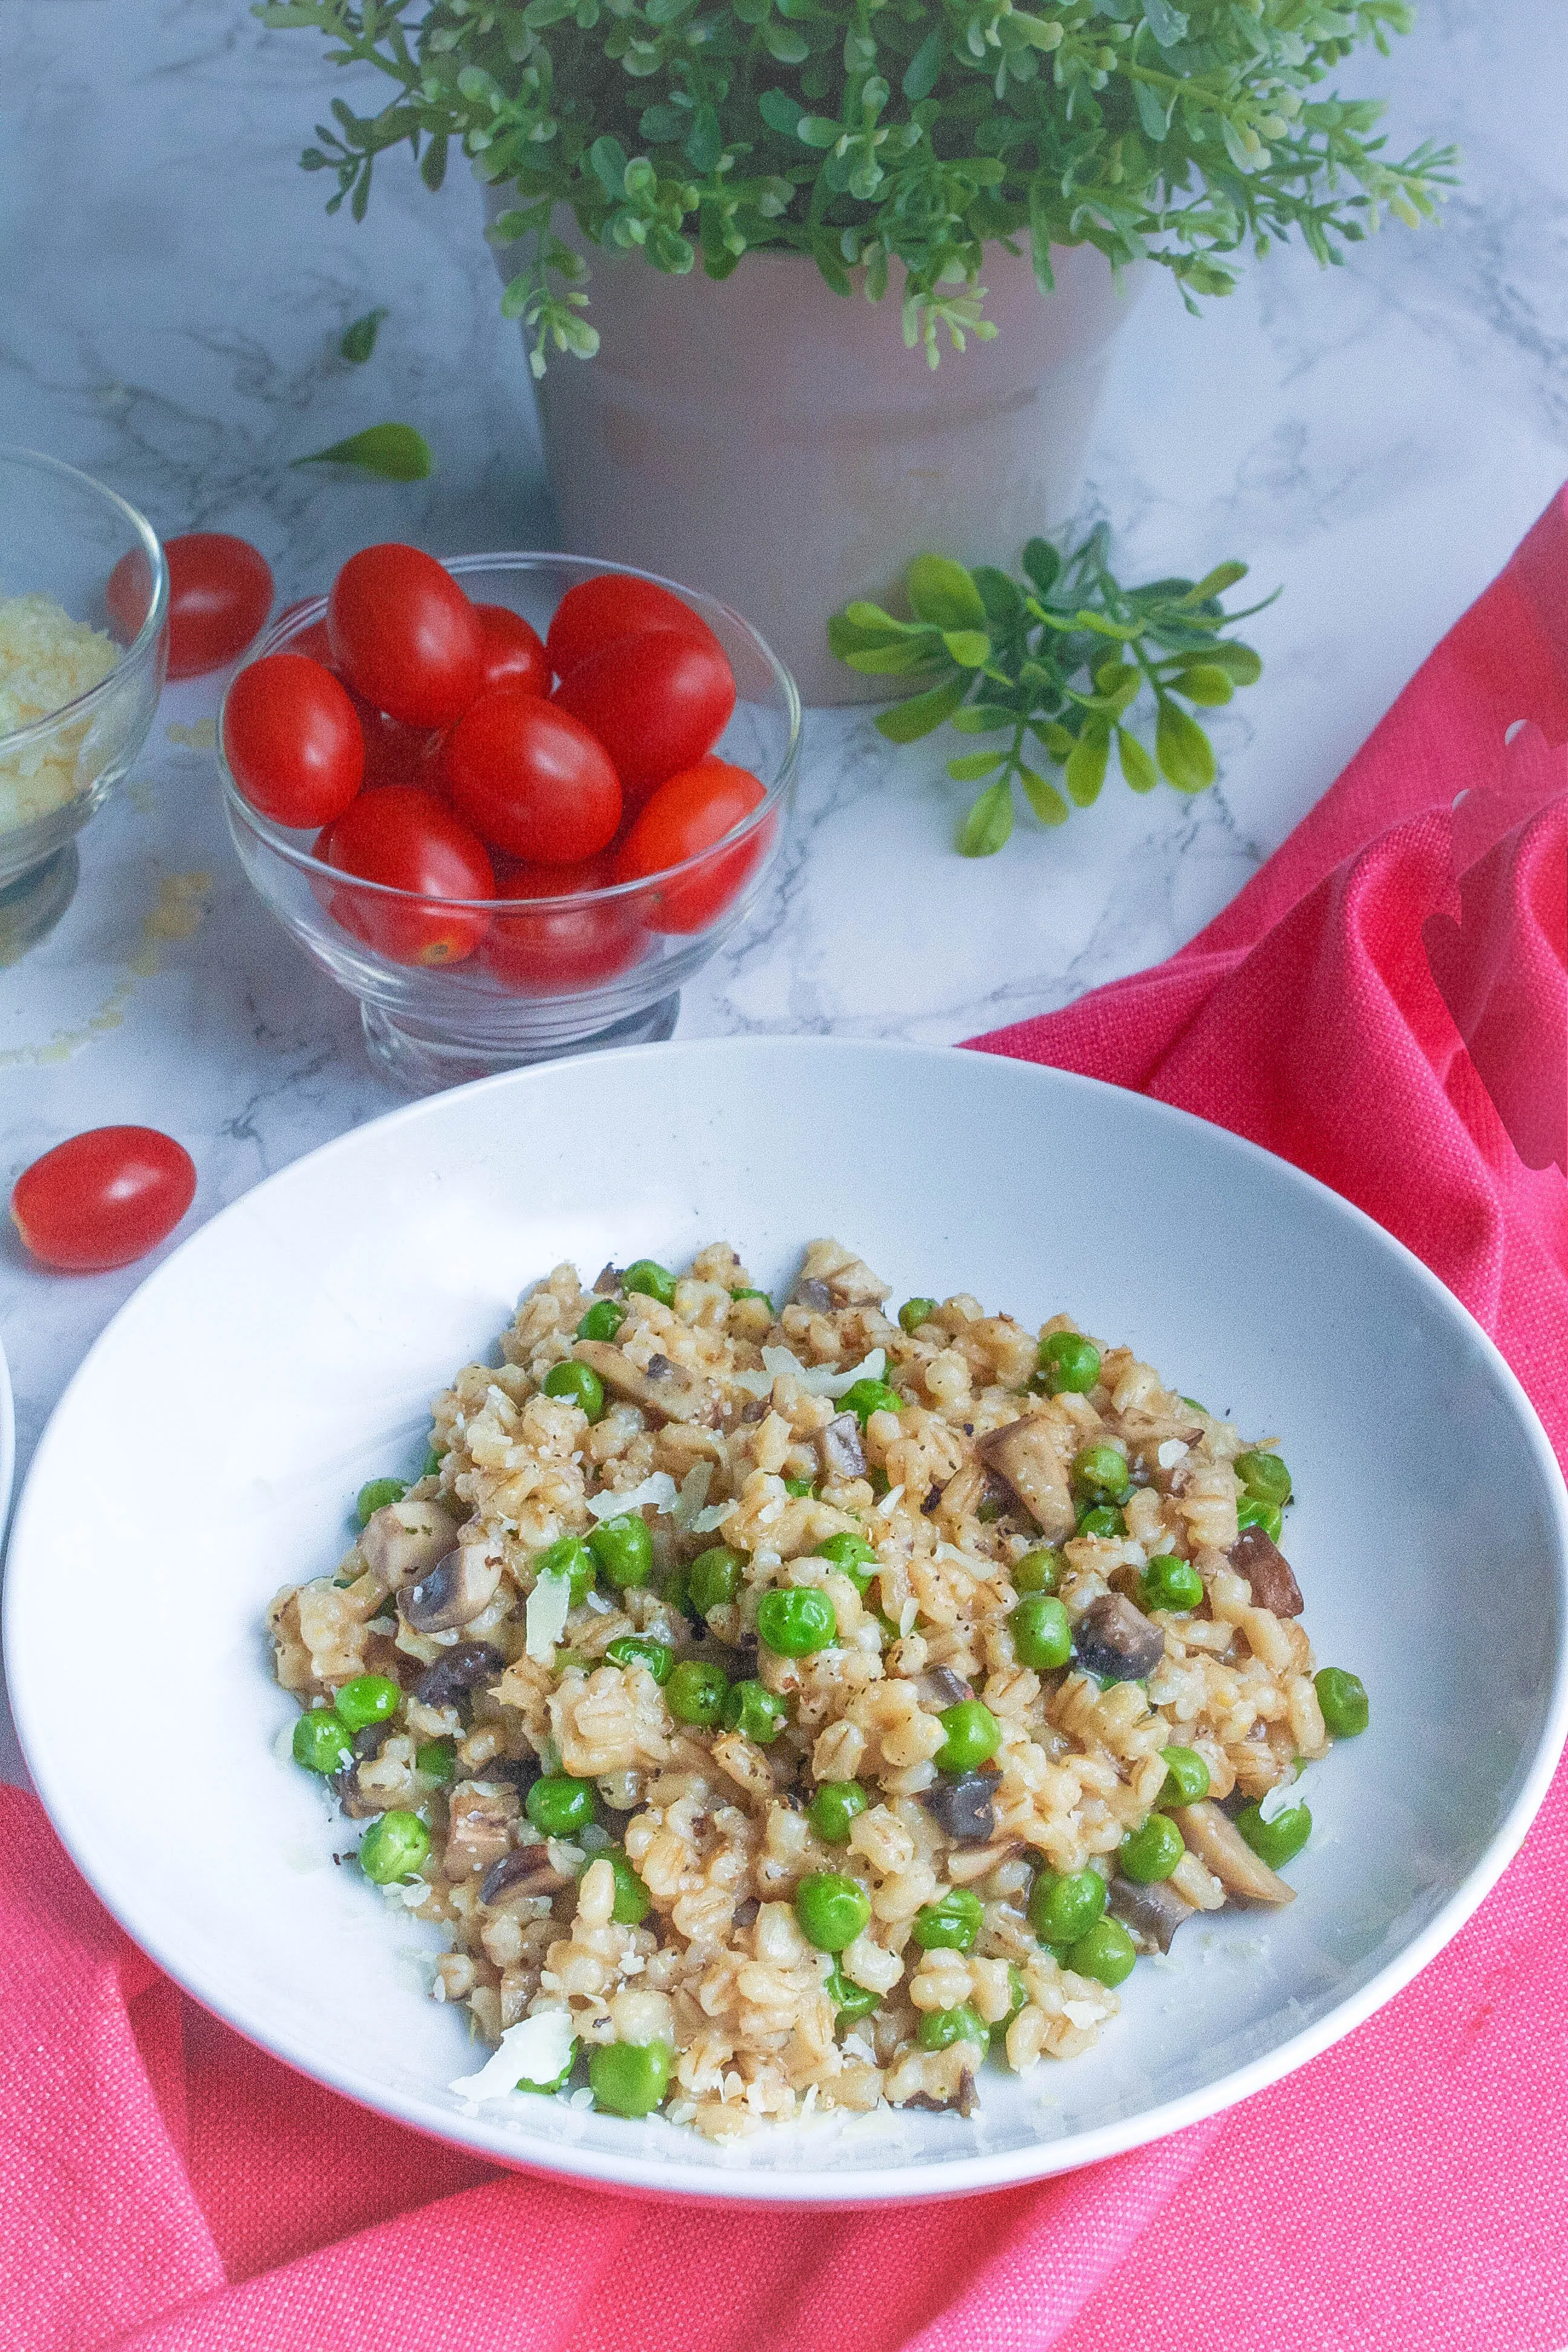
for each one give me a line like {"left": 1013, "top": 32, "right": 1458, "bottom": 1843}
{"left": 795, "top": 1239, "right": 893, "bottom": 1308}
{"left": 592, "top": 1262, "right": 622, "bottom": 1295}
{"left": 359, "top": 1495, "right": 460, "bottom": 1592}
{"left": 479, "top": 1841, "right": 567, "bottom": 1907}
{"left": 1108, "top": 1873, "right": 1198, "bottom": 1953}
{"left": 413, "top": 1641, "right": 504, "bottom": 1710}
{"left": 402, "top": 1546, "right": 503, "bottom": 1633}
{"left": 922, "top": 1769, "right": 995, "bottom": 1844}
{"left": 924, "top": 1666, "right": 973, "bottom": 1708}
{"left": 573, "top": 1339, "right": 707, "bottom": 1423}
{"left": 818, "top": 1410, "right": 867, "bottom": 1481}
{"left": 975, "top": 1417, "right": 1075, "bottom": 1543}
{"left": 446, "top": 1779, "right": 518, "bottom": 1877}
{"left": 1072, "top": 1592, "right": 1165, "bottom": 1683}
{"left": 794, "top": 1277, "right": 834, "bottom": 1312}
{"left": 1229, "top": 1524, "right": 1303, "bottom": 1617}
{"left": 1171, "top": 1800, "right": 1295, "bottom": 1904}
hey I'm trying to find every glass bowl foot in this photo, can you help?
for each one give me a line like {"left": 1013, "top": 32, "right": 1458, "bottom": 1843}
{"left": 360, "top": 992, "right": 681, "bottom": 1094}
{"left": 0, "top": 844, "right": 80, "bottom": 966}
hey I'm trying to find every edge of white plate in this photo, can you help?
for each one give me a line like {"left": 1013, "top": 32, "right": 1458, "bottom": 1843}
{"left": 8, "top": 1036, "right": 1568, "bottom": 2205}
{"left": 0, "top": 1332, "right": 13, "bottom": 1541}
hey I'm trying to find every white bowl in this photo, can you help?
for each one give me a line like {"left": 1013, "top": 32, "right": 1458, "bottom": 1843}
{"left": 7, "top": 1039, "right": 1566, "bottom": 2204}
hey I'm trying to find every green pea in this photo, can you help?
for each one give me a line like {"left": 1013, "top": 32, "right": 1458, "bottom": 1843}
{"left": 1037, "top": 1331, "right": 1101, "bottom": 1396}
{"left": 687, "top": 1544, "right": 743, "bottom": 1617}
{"left": 666, "top": 1660, "right": 729, "bottom": 1726}
{"left": 589, "top": 2037, "right": 671, "bottom": 2117}
{"left": 624, "top": 1259, "right": 676, "bottom": 1308}
{"left": 535, "top": 1532, "right": 595, "bottom": 1607}
{"left": 840, "top": 1377, "right": 903, "bottom": 1426}
{"left": 292, "top": 1708, "right": 353, "bottom": 1775}
{"left": 794, "top": 1870, "right": 871, "bottom": 1952}
{"left": 991, "top": 1962, "right": 1030, "bottom": 2047}
{"left": 333, "top": 1673, "right": 402, "bottom": 1734}
{"left": 604, "top": 1635, "right": 673, "bottom": 1684}
{"left": 421, "top": 1446, "right": 443, "bottom": 1478}
{"left": 1235, "top": 1800, "right": 1312, "bottom": 1869}
{"left": 1157, "top": 1745, "right": 1210, "bottom": 1807}
{"left": 933, "top": 1698, "right": 1000, "bottom": 1773}
{"left": 1012, "top": 1547, "right": 1064, "bottom": 1595}
{"left": 1065, "top": 1916, "right": 1137, "bottom": 1987}
{"left": 1315, "top": 1667, "right": 1370, "bottom": 1738}
{"left": 784, "top": 1478, "right": 815, "bottom": 1497}
{"left": 757, "top": 1586, "right": 837, "bottom": 1658}
{"left": 825, "top": 1965, "right": 880, "bottom": 2023}
{"left": 359, "top": 1809, "right": 430, "bottom": 1884}
{"left": 916, "top": 2004, "right": 988, "bottom": 2053}
{"left": 731, "top": 1286, "right": 774, "bottom": 1310}
{"left": 911, "top": 1887, "right": 984, "bottom": 1952}
{"left": 1119, "top": 1813, "right": 1185, "bottom": 1883}
{"left": 1235, "top": 1448, "right": 1293, "bottom": 1508}
{"left": 526, "top": 1774, "right": 597, "bottom": 1837}
{"left": 589, "top": 1512, "right": 653, "bottom": 1590}
{"left": 809, "top": 1780, "right": 869, "bottom": 1845}
{"left": 899, "top": 1296, "right": 939, "bottom": 1334}
{"left": 576, "top": 1298, "right": 626, "bottom": 1342}
{"left": 1009, "top": 1594, "right": 1072, "bottom": 1671}
{"left": 1028, "top": 1865, "right": 1106, "bottom": 1947}
{"left": 416, "top": 1736, "right": 456, "bottom": 1782}
{"left": 1072, "top": 1443, "right": 1131, "bottom": 1503}
{"left": 603, "top": 1847, "right": 652, "bottom": 1926}
{"left": 1140, "top": 1554, "right": 1204, "bottom": 1613}
{"left": 1076, "top": 1503, "right": 1126, "bottom": 1539}
{"left": 542, "top": 1359, "right": 606, "bottom": 1422}
{"left": 1236, "top": 1494, "right": 1284, "bottom": 1543}
{"left": 356, "top": 1475, "right": 407, "bottom": 1526}
{"left": 723, "top": 1679, "right": 789, "bottom": 1745}
{"left": 814, "top": 1530, "right": 878, "bottom": 1595}
{"left": 1180, "top": 1397, "right": 1208, "bottom": 1417}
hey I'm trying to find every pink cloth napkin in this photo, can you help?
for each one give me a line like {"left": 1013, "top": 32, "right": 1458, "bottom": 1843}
{"left": 1, "top": 496, "right": 1565, "bottom": 2352}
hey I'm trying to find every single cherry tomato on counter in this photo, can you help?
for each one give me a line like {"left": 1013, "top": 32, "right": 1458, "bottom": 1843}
{"left": 318, "top": 783, "right": 494, "bottom": 966}
{"left": 327, "top": 544, "right": 482, "bottom": 728}
{"left": 223, "top": 652, "right": 365, "bottom": 828}
{"left": 474, "top": 603, "right": 550, "bottom": 699}
{"left": 482, "top": 858, "right": 643, "bottom": 996}
{"left": 552, "top": 629, "right": 736, "bottom": 811}
{"left": 11, "top": 1127, "right": 197, "bottom": 1272}
{"left": 107, "top": 532, "right": 274, "bottom": 677}
{"left": 445, "top": 690, "right": 620, "bottom": 866}
{"left": 613, "top": 756, "right": 769, "bottom": 933}
{"left": 544, "top": 573, "right": 722, "bottom": 685}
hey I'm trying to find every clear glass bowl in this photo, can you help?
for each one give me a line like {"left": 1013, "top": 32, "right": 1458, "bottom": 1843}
{"left": 0, "top": 447, "right": 169, "bottom": 959}
{"left": 220, "top": 553, "right": 800, "bottom": 1091}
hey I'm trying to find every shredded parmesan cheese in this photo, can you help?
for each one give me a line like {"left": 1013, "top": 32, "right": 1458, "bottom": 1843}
{"left": 585, "top": 1472, "right": 677, "bottom": 1521}
{"left": 0, "top": 592, "right": 120, "bottom": 831}
{"left": 524, "top": 1570, "right": 572, "bottom": 1660}
{"left": 449, "top": 2010, "right": 577, "bottom": 2104}
{"left": 760, "top": 1345, "right": 887, "bottom": 1398}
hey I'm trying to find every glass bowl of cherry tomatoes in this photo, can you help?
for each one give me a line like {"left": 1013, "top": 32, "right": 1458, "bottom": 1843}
{"left": 218, "top": 547, "right": 800, "bottom": 1091}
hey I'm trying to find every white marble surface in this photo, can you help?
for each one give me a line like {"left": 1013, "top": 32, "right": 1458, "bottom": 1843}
{"left": 2, "top": 0, "right": 1566, "bottom": 1782}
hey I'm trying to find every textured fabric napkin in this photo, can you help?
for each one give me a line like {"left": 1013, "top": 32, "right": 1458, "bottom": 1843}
{"left": 2, "top": 495, "right": 1565, "bottom": 2352}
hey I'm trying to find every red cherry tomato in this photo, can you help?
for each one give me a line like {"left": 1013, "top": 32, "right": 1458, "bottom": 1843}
{"left": 445, "top": 691, "right": 621, "bottom": 866}
{"left": 545, "top": 575, "right": 722, "bottom": 683}
{"left": 106, "top": 533, "right": 273, "bottom": 678}
{"left": 11, "top": 1127, "right": 196, "bottom": 1272}
{"left": 319, "top": 783, "right": 494, "bottom": 967}
{"left": 482, "top": 858, "right": 644, "bottom": 996}
{"left": 284, "top": 613, "right": 335, "bottom": 667}
{"left": 613, "top": 757, "right": 769, "bottom": 933}
{"left": 327, "top": 544, "right": 483, "bottom": 728}
{"left": 345, "top": 691, "right": 443, "bottom": 790}
{"left": 223, "top": 653, "right": 365, "bottom": 829}
{"left": 553, "top": 629, "right": 736, "bottom": 812}
{"left": 475, "top": 604, "right": 549, "bottom": 698}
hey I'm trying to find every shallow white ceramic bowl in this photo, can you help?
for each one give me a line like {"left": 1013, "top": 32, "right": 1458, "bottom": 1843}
{"left": 7, "top": 1039, "right": 1566, "bottom": 2204}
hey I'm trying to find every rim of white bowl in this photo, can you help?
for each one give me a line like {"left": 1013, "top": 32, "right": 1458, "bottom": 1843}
{"left": 7, "top": 1037, "right": 1567, "bottom": 2205}
{"left": 0, "top": 445, "right": 169, "bottom": 749}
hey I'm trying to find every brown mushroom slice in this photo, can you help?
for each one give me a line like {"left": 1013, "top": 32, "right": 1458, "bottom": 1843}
{"left": 401, "top": 1546, "right": 503, "bottom": 1633}
{"left": 1108, "top": 1873, "right": 1197, "bottom": 1953}
{"left": 795, "top": 1238, "right": 892, "bottom": 1307}
{"left": 1229, "top": 1524, "right": 1303, "bottom": 1617}
{"left": 1171, "top": 1800, "right": 1295, "bottom": 1905}
{"left": 573, "top": 1339, "right": 707, "bottom": 1423}
{"left": 818, "top": 1410, "right": 867, "bottom": 1481}
{"left": 479, "top": 1842, "right": 569, "bottom": 1907}
{"left": 1073, "top": 1592, "right": 1165, "bottom": 1682}
{"left": 445, "top": 1780, "right": 517, "bottom": 1876}
{"left": 359, "top": 1496, "right": 460, "bottom": 1591}
{"left": 975, "top": 1417, "right": 1075, "bottom": 1541}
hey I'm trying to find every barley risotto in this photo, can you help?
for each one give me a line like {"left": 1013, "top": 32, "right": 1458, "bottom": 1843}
{"left": 269, "top": 1239, "right": 1367, "bottom": 2137}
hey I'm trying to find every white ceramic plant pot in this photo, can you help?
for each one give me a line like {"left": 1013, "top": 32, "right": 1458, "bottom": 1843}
{"left": 483, "top": 189, "right": 1143, "bottom": 704}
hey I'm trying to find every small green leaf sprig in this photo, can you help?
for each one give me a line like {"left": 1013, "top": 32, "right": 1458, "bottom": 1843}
{"left": 828, "top": 528, "right": 1273, "bottom": 854}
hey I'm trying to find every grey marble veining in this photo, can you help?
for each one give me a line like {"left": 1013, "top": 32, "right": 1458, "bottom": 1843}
{"left": 1, "top": 0, "right": 1566, "bottom": 1781}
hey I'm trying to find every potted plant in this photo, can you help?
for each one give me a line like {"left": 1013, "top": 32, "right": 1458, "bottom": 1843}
{"left": 260, "top": 0, "right": 1451, "bottom": 700}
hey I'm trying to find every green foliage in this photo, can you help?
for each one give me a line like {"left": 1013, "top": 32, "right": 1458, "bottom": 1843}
{"left": 293, "top": 420, "right": 434, "bottom": 476}
{"left": 339, "top": 304, "right": 390, "bottom": 361}
{"left": 256, "top": 0, "right": 1455, "bottom": 371}
{"left": 829, "top": 524, "right": 1272, "bottom": 852}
